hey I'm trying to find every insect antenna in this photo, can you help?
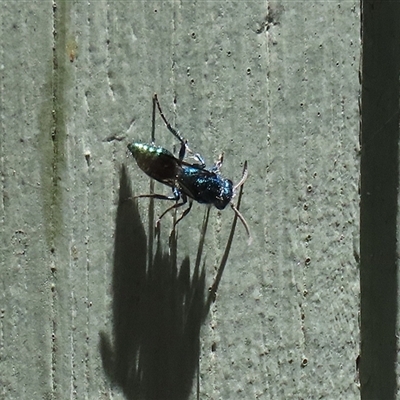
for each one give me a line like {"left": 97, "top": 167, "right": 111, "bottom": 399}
{"left": 231, "top": 160, "right": 252, "bottom": 243}
{"left": 233, "top": 160, "right": 248, "bottom": 192}
{"left": 230, "top": 203, "right": 251, "bottom": 244}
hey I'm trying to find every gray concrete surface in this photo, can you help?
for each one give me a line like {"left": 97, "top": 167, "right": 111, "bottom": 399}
{"left": 1, "top": 1, "right": 361, "bottom": 399}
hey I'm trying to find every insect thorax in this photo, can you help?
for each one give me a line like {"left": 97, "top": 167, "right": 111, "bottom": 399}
{"left": 179, "top": 166, "right": 233, "bottom": 209}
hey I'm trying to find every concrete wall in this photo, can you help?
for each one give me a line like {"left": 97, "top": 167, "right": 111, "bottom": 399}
{"left": 1, "top": 1, "right": 361, "bottom": 398}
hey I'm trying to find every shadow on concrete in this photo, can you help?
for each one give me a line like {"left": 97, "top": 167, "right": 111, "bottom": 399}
{"left": 99, "top": 164, "right": 245, "bottom": 399}
{"left": 360, "top": 2, "right": 400, "bottom": 398}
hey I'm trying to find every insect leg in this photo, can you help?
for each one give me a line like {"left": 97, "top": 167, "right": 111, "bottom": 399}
{"left": 156, "top": 192, "right": 188, "bottom": 225}
{"left": 151, "top": 92, "right": 156, "bottom": 143}
{"left": 153, "top": 93, "right": 186, "bottom": 147}
{"left": 134, "top": 193, "right": 179, "bottom": 201}
{"left": 212, "top": 152, "right": 224, "bottom": 173}
{"left": 153, "top": 94, "right": 205, "bottom": 166}
{"left": 173, "top": 198, "right": 193, "bottom": 227}
{"left": 134, "top": 185, "right": 180, "bottom": 201}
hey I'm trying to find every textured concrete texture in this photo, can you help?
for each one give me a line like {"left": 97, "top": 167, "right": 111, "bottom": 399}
{"left": 1, "top": 1, "right": 361, "bottom": 399}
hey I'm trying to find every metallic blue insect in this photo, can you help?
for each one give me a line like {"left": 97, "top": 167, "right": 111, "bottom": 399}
{"left": 127, "top": 94, "right": 250, "bottom": 238}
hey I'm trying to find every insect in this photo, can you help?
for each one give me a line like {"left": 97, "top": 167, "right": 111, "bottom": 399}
{"left": 127, "top": 94, "right": 250, "bottom": 239}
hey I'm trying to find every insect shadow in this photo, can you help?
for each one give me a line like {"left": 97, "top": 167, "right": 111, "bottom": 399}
{"left": 99, "top": 164, "right": 245, "bottom": 399}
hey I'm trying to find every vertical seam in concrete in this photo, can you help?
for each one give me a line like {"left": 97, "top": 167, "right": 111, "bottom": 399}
{"left": 0, "top": 6, "right": 5, "bottom": 397}
{"left": 50, "top": 0, "right": 57, "bottom": 395}
{"left": 84, "top": 4, "right": 91, "bottom": 395}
